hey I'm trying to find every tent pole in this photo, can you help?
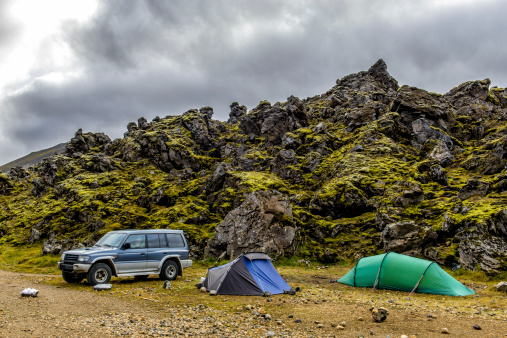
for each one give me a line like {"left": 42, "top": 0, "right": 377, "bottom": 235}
{"left": 372, "top": 252, "right": 390, "bottom": 292}
{"left": 409, "top": 262, "right": 434, "bottom": 297}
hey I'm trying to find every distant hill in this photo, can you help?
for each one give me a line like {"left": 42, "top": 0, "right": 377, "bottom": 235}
{"left": 0, "top": 143, "right": 67, "bottom": 173}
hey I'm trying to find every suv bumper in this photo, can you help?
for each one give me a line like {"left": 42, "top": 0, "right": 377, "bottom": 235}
{"left": 58, "top": 262, "right": 92, "bottom": 273}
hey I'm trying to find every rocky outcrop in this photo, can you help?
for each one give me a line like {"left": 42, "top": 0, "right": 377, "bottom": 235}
{"left": 207, "top": 191, "right": 297, "bottom": 258}
{"left": 227, "top": 102, "right": 247, "bottom": 124}
{"left": 65, "top": 129, "right": 111, "bottom": 158}
{"left": 1, "top": 59, "right": 506, "bottom": 273}
{"left": 238, "top": 97, "right": 309, "bottom": 145}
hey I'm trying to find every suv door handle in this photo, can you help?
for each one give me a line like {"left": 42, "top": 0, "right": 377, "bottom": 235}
{"left": 140, "top": 253, "right": 146, "bottom": 256}
{"left": 163, "top": 252, "right": 168, "bottom": 254}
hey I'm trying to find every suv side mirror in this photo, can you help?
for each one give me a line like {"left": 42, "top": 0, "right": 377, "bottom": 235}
{"left": 123, "top": 242, "right": 131, "bottom": 250}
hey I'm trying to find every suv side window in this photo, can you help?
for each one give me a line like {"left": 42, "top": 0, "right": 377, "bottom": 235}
{"left": 166, "top": 234, "right": 184, "bottom": 247}
{"left": 147, "top": 234, "right": 161, "bottom": 248}
{"left": 125, "top": 234, "right": 146, "bottom": 249}
{"left": 159, "top": 234, "right": 168, "bottom": 248}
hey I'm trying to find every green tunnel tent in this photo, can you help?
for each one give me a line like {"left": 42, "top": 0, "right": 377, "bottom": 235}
{"left": 337, "top": 252, "right": 474, "bottom": 296}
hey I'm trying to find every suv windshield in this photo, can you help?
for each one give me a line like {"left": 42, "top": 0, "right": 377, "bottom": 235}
{"left": 95, "top": 233, "right": 127, "bottom": 248}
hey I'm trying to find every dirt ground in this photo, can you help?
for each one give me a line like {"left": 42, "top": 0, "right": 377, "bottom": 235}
{"left": 0, "top": 266, "right": 506, "bottom": 337}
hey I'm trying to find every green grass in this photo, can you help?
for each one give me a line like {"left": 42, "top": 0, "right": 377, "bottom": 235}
{"left": 0, "top": 244, "right": 60, "bottom": 274}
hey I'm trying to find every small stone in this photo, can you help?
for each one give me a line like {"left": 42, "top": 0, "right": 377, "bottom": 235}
{"left": 358, "top": 317, "right": 364, "bottom": 321}
{"left": 209, "top": 290, "right": 217, "bottom": 296}
{"left": 222, "top": 298, "right": 227, "bottom": 302}
{"left": 267, "top": 331, "right": 275, "bottom": 336}
{"left": 330, "top": 323, "right": 337, "bottom": 327}
{"left": 92, "top": 284, "right": 112, "bottom": 291}
{"left": 200, "top": 287, "right": 206, "bottom": 292}
{"left": 388, "top": 299, "right": 394, "bottom": 303}
{"left": 337, "top": 325, "right": 345, "bottom": 330}
{"left": 267, "top": 298, "right": 273, "bottom": 302}
{"left": 236, "top": 306, "right": 243, "bottom": 312}
{"left": 20, "top": 288, "right": 39, "bottom": 297}
{"left": 401, "top": 335, "right": 408, "bottom": 338}
{"left": 259, "top": 308, "right": 266, "bottom": 315}
{"left": 317, "top": 324, "right": 324, "bottom": 328}
{"left": 340, "top": 321, "right": 346, "bottom": 327}
{"left": 295, "top": 319, "right": 302, "bottom": 323}
{"left": 370, "top": 330, "right": 375, "bottom": 335}
{"left": 295, "top": 286, "right": 301, "bottom": 292}
{"left": 265, "top": 314, "right": 272, "bottom": 321}
{"left": 441, "top": 328, "right": 449, "bottom": 334}
{"left": 163, "top": 281, "right": 171, "bottom": 289}
{"left": 288, "top": 314, "right": 293, "bottom": 318}
{"left": 371, "top": 307, "right": 389, "bottom": 323}
{"left": 245, "top": 304, "right": 252, "bottom": 310}
{"left": 473, "top": 324, "right": 481, "bottom": 330}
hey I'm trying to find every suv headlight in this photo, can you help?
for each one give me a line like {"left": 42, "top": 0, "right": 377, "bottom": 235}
{"left": 78, "top": 255, "right": 90, "bottom": 263}
{"left": 61, "top": 254, "right": 66, "bottom": 261}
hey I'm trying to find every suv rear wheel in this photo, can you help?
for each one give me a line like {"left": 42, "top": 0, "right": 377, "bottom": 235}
{"left": 62, "top": 272, "right": 84, "bottom": 283}
{"left": 87, "top": 263, "right": 112, "bottom": 285}
{"left": 160, "top": 260, "right": 179, "bottom": 280}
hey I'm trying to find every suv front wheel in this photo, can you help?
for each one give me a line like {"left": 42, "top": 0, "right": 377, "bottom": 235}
{"left": 160, "top": 260, "right": 179, "bottom": 280}
{"left": 87, "top": 263, "right": 112, "bottom": 285}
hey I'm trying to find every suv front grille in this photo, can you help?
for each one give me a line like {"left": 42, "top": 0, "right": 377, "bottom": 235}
{"left": 64, "top": 254, "right": 79, "bottom": 263}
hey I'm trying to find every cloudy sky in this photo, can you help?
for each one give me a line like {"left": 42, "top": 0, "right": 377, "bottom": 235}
{"left": 1, "top": 0, "right": 506, "bottom": 165}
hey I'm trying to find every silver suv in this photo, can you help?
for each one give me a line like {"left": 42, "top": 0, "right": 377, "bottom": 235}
{"left": 58, "top": 229, "right": 192, "bottom": 285}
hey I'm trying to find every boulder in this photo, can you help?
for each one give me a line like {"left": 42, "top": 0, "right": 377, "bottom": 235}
{"left": 457, "top": 179, "right": 489, "bottom": 201}
{"left": 411, "top": 118, "right": 453, "bottom": 150}
{"left": 457, "top": 209, "right": 507, "bottom": 273}
{"left": 381, "top": 221, "right": 437, "bottom": 252}
{"left": 496, "top": 282, "right": 507, "bottom": 292}
{"left": 207, "top": 190, "right": 297, "bottom": 258}
{"left": 81, "top": 153, "right": 115, "bottom": 172}
{"left": 182, "top": 109, "right": 216, "bottom": 150}
{"left": 391, "top": 86, "right": 449, "bottom": 122}
{"left": 271, "top": 149, "right": 297, "bottom": 179}
{"left": 428, "top": 140, "right": 453, "bottom": 167}
{"left": 42, "top": 233, "right": 62, "bottom": 255}
{"left": 444, "top": 79, "right": 491, "bottom": 107}
{"left": 227, "top": 102, "right": 247, "bottom": 124}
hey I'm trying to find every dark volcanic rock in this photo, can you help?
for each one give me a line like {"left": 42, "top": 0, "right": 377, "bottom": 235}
{"left": 227, "top": 102, "right": 247, "bottom": 124}
{"left": 457, "top": 179, "right": 490, "bottom": 201}
{"left": 207, "top": 190, "right": 297, "bottom": 258}
{"left": 381, "top": 221, "right": 437, "bottom": 253}
{"left": 456, "top": 209, "right": 507, "bottom": 273}
{"left": 65, "top": 129, "right": 111, "bottom": 158}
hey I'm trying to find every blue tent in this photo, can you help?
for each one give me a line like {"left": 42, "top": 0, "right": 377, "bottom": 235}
{"left": 203, "top": 252, "right": 291, "bottom": 295}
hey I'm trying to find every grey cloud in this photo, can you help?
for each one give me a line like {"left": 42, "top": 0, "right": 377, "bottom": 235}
{"left": 0, "top": 0, "right": 21, "bottom": 55}
{"left": 2, "top": 0, "right": 507, "bottom": 164}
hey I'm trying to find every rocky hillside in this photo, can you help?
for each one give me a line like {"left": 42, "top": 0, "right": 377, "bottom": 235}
{"left": 0, "top": 60, "right": 506, "bottom": 273}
